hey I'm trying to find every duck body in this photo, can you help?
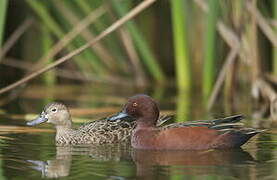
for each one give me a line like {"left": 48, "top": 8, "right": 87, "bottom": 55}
{"left": 110, "top": 94, "right": 263, "bottom": 150}
{"left": 131, "top": 119, "right": 259, "bottom": 150}
{"left": 54, "top": 118, "right": 133, "bottom": 145}
{"left": 26, "top": 102, "right": 171, "bottom": 145}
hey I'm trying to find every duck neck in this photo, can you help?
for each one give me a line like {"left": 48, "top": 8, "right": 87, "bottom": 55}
{"left": 55, "top": 123, "right": 72, "bottom": 140}
{"left": 136, "top": 117, "right": 156, "bottom": 129}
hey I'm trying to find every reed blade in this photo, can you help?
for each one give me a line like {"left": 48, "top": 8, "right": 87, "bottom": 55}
{"left": 170, "top": 0, "right": 191, "bottom": 92}
{"left": 203, "top": 0, "right": 219, "bottom": 99}
{"left": 0, "top": 0, "right": 7, "bottom": 46}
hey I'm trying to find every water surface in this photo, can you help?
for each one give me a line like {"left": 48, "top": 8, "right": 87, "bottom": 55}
{"left": 0, "top": 84, "right": 276, "bottom": 180}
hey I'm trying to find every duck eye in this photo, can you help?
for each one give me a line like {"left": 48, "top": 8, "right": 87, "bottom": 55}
{"left": 51, "top": 108, "right": 57, "bottom": 113}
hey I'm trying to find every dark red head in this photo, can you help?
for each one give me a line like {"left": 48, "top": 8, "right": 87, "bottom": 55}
{"left": 110, "top": 94, "right": 160, "bottom": 126}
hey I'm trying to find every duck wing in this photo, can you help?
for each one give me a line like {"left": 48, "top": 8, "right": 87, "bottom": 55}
{"left": 160, "top": 115, "right": 244, "bottom": 130}
{"left": 156, "top": 115, "right": 174, "bottom": 127}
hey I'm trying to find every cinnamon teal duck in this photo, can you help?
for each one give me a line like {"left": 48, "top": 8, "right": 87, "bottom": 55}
{"left": 26, "top": 102, "right": 171, "bottom": 145}
{"left": 110, "top": 94, "right": 264, "bottom": 150}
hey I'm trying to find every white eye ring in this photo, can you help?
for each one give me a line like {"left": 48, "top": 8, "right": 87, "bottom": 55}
{"left": 51, "top": 108, "right": 57, "bottom": 113}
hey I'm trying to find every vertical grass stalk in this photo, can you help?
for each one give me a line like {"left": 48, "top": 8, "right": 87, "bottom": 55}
{"left": 0, "top": 0, "right": 7, "bottom": 46}
{"left": 41, "top": 25, "right": 56, "bottom": 85}
{"left": 202, "top": 0, "right": 219, "bottom": 99}
{"left": 176, "top": 90, "right": 190, "bottom": 122}
{"left": 171, "top": 0, "right": 191, "bottom": 92}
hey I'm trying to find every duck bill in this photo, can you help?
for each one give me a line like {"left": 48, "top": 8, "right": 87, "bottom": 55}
{"left": 26, "top": 113, "right": 48, "bottom": 126}
{"left": 109, "top": 110, "right": 129, "bottom": 121}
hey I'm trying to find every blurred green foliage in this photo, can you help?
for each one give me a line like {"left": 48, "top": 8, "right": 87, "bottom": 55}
{"left": 0, "top": 0, "right": 7, "bottom": 46}
{"left": 0, "top": 0, "right": 276, "bottom": 106}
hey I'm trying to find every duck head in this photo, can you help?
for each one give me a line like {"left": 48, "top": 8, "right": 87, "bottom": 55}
{"left": 26, "top": 102, "right": 72, "bottom": 128}
{"left": 110, "top": 94, "right": 160, "bottom": 127}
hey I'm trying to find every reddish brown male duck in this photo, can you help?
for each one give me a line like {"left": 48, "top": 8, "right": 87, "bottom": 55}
{"left": 110, "top": 94, "right": 264, "bottom": 150}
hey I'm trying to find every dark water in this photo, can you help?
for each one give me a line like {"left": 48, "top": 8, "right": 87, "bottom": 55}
{"left": 0, "top": 84, "right": 276, "bottom": 180}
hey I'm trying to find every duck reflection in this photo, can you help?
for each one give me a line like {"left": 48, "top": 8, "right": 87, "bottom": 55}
{"left": 26, "top": 145, "right": 256, "bottom": 179}
{"left": 28, "top": 146, "right": 72, "bottom": 178}
{"left": 27, "top": 144, "right": 132, "bottom": 178}
{"left": 132, "top": 148, "right": 255, "bottom": 178}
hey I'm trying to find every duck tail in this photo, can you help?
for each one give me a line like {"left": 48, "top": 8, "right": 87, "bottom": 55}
{"left": 218, "top": 128, "right": 265, "bottom": 148}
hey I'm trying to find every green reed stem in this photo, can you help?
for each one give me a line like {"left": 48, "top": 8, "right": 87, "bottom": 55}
{"left": 0, "top": 0, "right": 7, "bottom": 46}
{"left": 41, "top": 25, "right": 56, "bottom": 85}
{"left": 202, "top": 0, "right": 219, "bottom": 99}
{"left": 273, "top": 0, "right": 277, "bottom": 75}
{"left": 176, "top": 90, "right": 190, "bottom": 122}
{"left": 171, "top": 0, "right": 190, "bottom": 92}
{"left": 110, "top": 0, "right": 165, "bottom": 84}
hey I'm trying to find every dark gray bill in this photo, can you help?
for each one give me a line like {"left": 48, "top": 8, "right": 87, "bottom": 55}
{"left": 109, "top": 110, "right": 129, "bottom": 121}
{"left": 26, "top": 113, "right": 48, "bottom": 126}
{"left": 27, "top": 160, "right": 46, "bottom": 177}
